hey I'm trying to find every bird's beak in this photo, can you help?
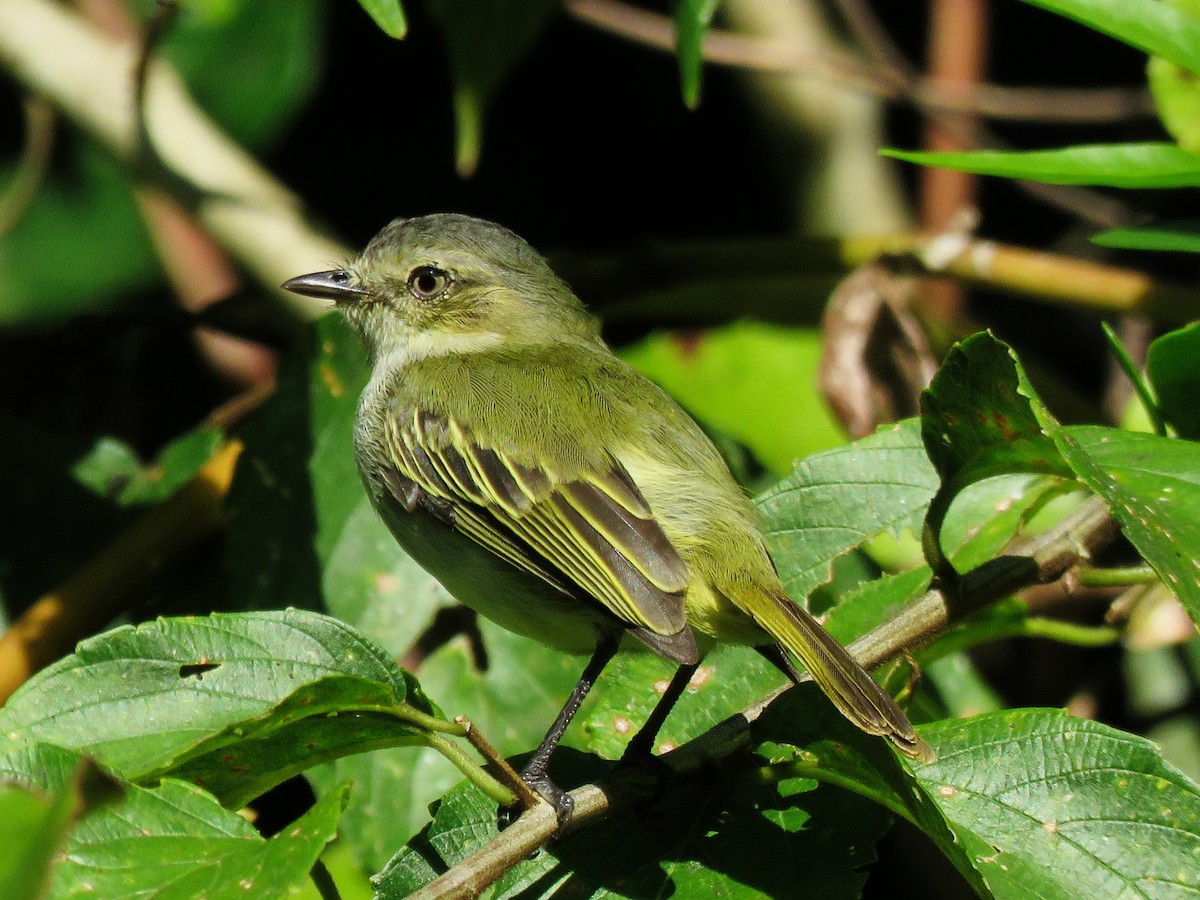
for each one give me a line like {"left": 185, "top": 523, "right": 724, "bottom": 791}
{"left": 282, "top": 269, "right": 369, "bottom": 304}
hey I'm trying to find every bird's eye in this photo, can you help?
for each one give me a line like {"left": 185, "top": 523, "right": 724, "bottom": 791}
{"left": 407, "top": 266, "right": 452, "bottom": 301}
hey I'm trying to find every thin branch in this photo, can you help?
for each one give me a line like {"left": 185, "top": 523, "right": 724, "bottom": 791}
{"left": 566, "top": 0, "right": 1153, "bottom": 124}
{"left": 411, "top": 496, "right": 1119, "bottom": 896}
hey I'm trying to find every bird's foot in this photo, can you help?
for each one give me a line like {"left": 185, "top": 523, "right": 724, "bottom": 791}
{"left": 497, "top": 767, "right": 574, "bottom": 831}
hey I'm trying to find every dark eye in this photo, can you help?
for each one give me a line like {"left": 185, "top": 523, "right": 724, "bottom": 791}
{"left": 407, "top": 266, "right": 452, "bottom": 300}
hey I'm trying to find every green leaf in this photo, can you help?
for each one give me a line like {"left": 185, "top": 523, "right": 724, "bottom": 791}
{"left": 622, "top": 323, "right": 843, "bottom": 474}
{"left": 756, "top": 418, "right": 939, "bottom": 600}
{"left": 581, "top": 641, "right": 784, "bottom": 761}
{"left": 378, "top": 729, "right": 892, "bottom": 899}
{"left": 919, "top": 332, "right": 1072, "bottom": 571}
{"left": 1019, "top": 0, "right": 1200, "bottom": 75}
{"left": 227, "top": 315, "right": 452, "bottom": 654}
{"left": 914, "top": 709, "right": 1200, "bottom": 897}
{"left": 883, "top": 143, "right": 1200, "bottom": 188}
{"left": 48, "top": 779, "right": 346, "bottom": 900}
{"left": 675, "top": 0, "right": 721, "bottom": 108}
{"left": 357, "top": 0, "right": 407, "bottom": 38}
{"left": 1054, "top": 425, "right": 1200, "bottom": 624}
{"left": 0, "top": 610, "right": 434, "bottom": 790}
{"left": 1093, "top": 219, "right": 1200, "bottom": 253}
{"left": 426, "top": 0, "right": 561, "bottom": 175}
{"left": 72, "top": 427, "right": 223, "bottom": 506}
{"left": 1147, "top": 322, "right": 1200, "bottom": 439}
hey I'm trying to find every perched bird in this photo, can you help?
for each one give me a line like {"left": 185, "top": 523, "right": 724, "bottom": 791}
{"left": 284, "top": 214, "right": 931, "bottom": 817}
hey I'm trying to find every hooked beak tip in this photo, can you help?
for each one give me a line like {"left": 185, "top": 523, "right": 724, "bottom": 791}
{"left": 282, "top": 269, "right": 369, "bottom": 304}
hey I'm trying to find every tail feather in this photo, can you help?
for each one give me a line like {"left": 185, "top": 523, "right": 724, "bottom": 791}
{"left": 749, "top": 589, "right": 934, "bottom": 762}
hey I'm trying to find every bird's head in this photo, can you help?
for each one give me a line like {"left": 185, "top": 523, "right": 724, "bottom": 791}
{"left": 283, "top": 213, "right": 600, "bottom": 364}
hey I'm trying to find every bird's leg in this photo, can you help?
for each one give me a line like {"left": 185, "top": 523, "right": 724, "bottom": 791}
{"left": 621, "top": 662, "right": 698, "bottom": 764}
{"left": 516, "top": 637, "right": 619, "bottom": 823}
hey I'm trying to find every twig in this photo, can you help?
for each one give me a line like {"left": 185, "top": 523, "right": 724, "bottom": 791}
{"left": 566, "top": 0, "right": 1152, "bottom": 124}
{"left": 411, "top": 496, "right": 1118, "bottom": 896}
{"left": 842, "top": 232, "right": 1199, "bottom": 322}
{"left": 455, "top": 716, "right": 542, "bottom": 811}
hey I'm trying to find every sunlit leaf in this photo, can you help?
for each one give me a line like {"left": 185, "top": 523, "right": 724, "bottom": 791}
{"left": 884, "top": 143, "right": 1200, "bottom": 188}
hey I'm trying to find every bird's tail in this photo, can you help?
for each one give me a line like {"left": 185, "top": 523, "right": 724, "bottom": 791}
{"left": 747, "top": 588, "right": 934, "bottom": 762}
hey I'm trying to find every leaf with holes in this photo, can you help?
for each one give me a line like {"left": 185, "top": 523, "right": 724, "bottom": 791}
{"left": 0, "top": 609, "right": 438, "bottom": 805}
{"left": 913, "top": 708, "right": 1200, "bottom": 897}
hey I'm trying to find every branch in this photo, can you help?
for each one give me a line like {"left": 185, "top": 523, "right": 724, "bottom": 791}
{"left": 411, "top": 496, "right": 1119, "bottom": 897}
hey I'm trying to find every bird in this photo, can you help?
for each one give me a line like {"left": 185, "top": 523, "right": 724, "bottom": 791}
{"left": 283, "top": 213, "right": 931, "bottom": 819}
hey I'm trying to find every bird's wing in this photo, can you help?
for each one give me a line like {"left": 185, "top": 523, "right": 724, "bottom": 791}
{"left": 380, "top": 404, "right": 692, "bottom": 639}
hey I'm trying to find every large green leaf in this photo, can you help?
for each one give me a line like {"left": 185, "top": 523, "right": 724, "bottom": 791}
{"left": 884, "top": 143, "right": 1200, "bottom": 188}
{"left": 760, "top": 697, "right": 1200, "bottom": 898}
{"left": 914, "top": 709, "right": 1200, "bottom": 897}
{"left": 1019, "top": 0, "right": 1200, "bottom": 75}
{"left": 0, "top": 610, "right": 435, "bottom": 796}
{"left": 0, "top": 780, "right": 76, "bottom": 900}
{"left": 1054, "top": 425, "right": 1200, "bottom": 624}
{"left": 756, "top": 418, "right": 938, "bottom": 600}
{"left": 0, "top": 145, "right": 158, "bottom": 325}
{"left": 130, "top": 0, "right": 325, "bottom": 148}
{"left": 581, "top": 641, "right": 784, "bottom": 762}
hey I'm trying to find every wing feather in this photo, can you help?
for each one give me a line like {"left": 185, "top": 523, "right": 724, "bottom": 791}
{"left": 382, "top": 405, "right": 691, "bottom": 637}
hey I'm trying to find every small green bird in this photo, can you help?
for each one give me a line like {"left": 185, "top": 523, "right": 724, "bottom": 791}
{"left": 284, "top": 214, "right": 931, "bottom": 817}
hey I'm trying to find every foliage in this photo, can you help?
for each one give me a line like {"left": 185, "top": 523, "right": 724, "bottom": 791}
{"left": 4, "top": 0, "right": 1200, "bottom": 897}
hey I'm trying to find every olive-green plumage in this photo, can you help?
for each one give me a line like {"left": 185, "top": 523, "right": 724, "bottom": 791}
{"left": 284, "top": 213, "right": 931, "bottom": 778}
